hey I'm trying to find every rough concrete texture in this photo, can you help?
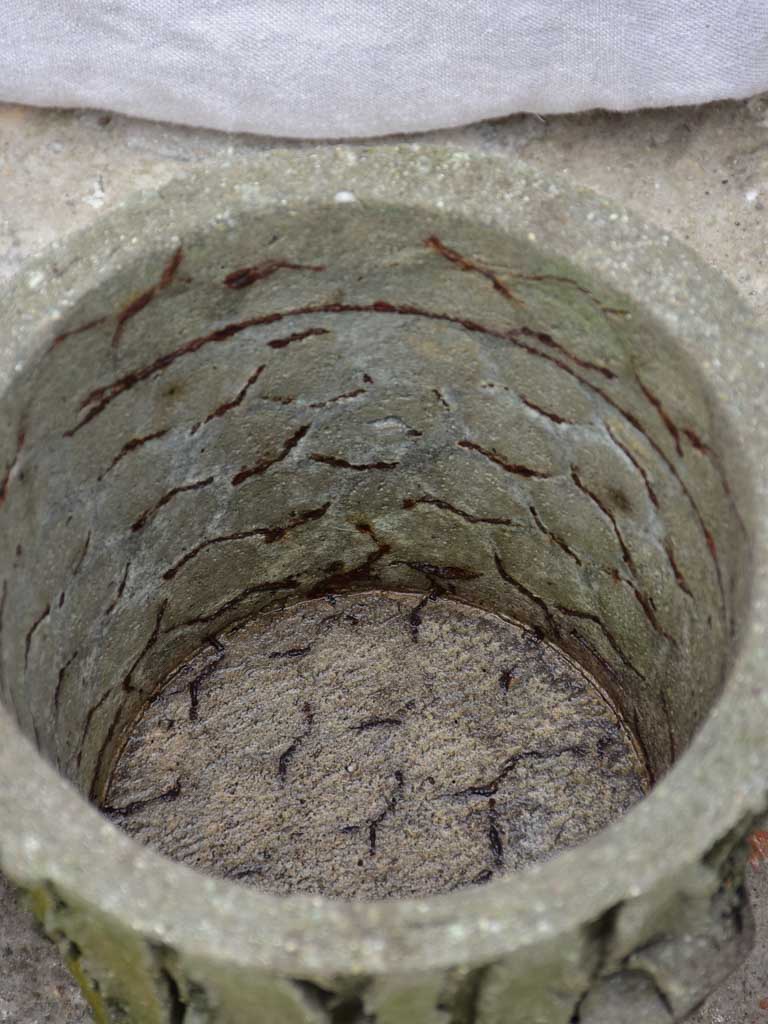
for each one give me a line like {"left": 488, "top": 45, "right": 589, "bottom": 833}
{"left": 0, "top": 99, "right": 766, "bottom": 1022}
{"left": 105, "top": 592, "right": 646, "bottom": 899}
{"left": 0, "top": 880, "right": 89, "bottom": 1022}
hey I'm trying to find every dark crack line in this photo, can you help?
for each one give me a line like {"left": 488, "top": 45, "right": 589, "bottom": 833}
{"left": 599, "top": 565, "right": 673, "bottom": 642}
{"left": 261, "top": 502, "right": 331, "bottom": 543}
{"left": 682, "top": 428, "right": 749, "bottom": 539}
{"left": 85, "top": 604, "right": 168, "bottom": 794}
{"left": 494, "top": 551, "right": 556, "bottom": 634}
{"left": 428, "top": 234, "right": 619, "bottom": 376}
{"left": 702, "top": 524, "right": 726, "bottom": 609}
{"left": 402, "top": 561, "right": 482, "bottom": 581}
{"left": 163, "top": 503, "right": 330, "bottom": 580}
{"left": 659, "top": 688, "right": 678, "bottom": 762}
{"left": 227, "top": 866, "right": 264, "bottom": 882}
{"left": 437, "top": 965, "right": 495, "bottom": 1022}
{"left": 76, "top": 688, "right": 112, "bottom": 771}
{"left": 452, "top": 746, "right": 587, "bottom": 799}
{"left": 131, "top": 476, "right": 215, "bottom": 532}
{"left": 352, "top": 717, "right": 403, "bottom": 732}
{"left": 188, "top": 642, "right": 226, "bottom": 722}
{"left": 53, "top": 650, "right": 79, "bottom": 719}
{"left": 568, "top": 630, "right": 617, "bottom": 682}
{"left": 517, "top": 323, "right": 617, "bottom": 379}
{"left": 72, "top": 531, "right": 91, "bottom": 577}
{"left": 308, "top": 523, "right": 391, "bottom": 597}
{"left": 471, "top": 869, "right": 494, "bottom": 885}
{"left": 488, "top": 798, "right": 504, "bottom": 868}
{"left": 232, "top": 423, "right": 310, "bottom": 485}
{"left": 682, "top": 427, "right": 733, "bottom": 498}
{"left": 476, "top": 256, "right": 629, "bottom": 320}
{"left": 408, "top": 591, "right": 438, "bottom": 642}
{"left": 402, "top": 494, "right": 516, "bottom": 526}
{"left": 24, "top": 603, "right": 51, "bottom": 669}
{"left": 103, "top": 779, "right": 182, "bottom": 817}
{"left": 499, "top": 668, "right": 514, "bottom": 693}
{"left": 121, "top": 600, "right": 168, "bottom": 695}
{"left": 458, "top": 439, "right": 551, "bottom": 478}
{"left": 269, "top": 646, "right": 312, "bottom": 660}
{"left": 100, "top": 429, "right": 169, "bottom": 479}
{"left": 293, "top": 981, "right": 370, "bottom": 1023}
{"left": 631, "top": 705, "right": 656, "bottom": 784}
{"left": 49, "top": 316, "right": 107, "bottom": 352}
{"left": 277, "top": 702, "right": 314, "bottom": 780}
{"left": 158, "top": 247, "right": 184, "bottom": 288}
{"left": 663, "top": 541, "right": 693, "bottom": 598}
{"left": 555, "top": 604, "right": 645, "bottom": 679}
{"left": 105, "top": 562, "right": 131, "bottom": 616}
{"left": 5, "top": 689, "right": 22, "bottom": 730}
{"left": 170, "top": 576, "right": 300, "bottom": 631}
{"left": 582, "top": 379, "right": 725, "bottom": 608}
{"left": 425, "top": 234, "right": 527, "bottom": 309}
{"left": 267, "top": 327, "right": 330, "bottom": 350}
{"left": 0, "top": 430, "right": 25, "bottom": 506}
{"left": 627, "top": 967, "right": 675, "bottom": 1019}
{"left": 571, "top": 467, "right": 636, "bottom": 573}
{"left": 310, "top": 453, "right": 399, "bottom": 471}
{"left": 112, "top": 246, "right": 184, "bottom": 348}
{"left": 636, "top": 378, "right": 683, "bottom": 456}
{"left": 224, "top": 260, "right": 325, "bottom": 290}
{"left": 519, "top": 395, "right": 572, "bottom": 425}
{"left": 368, "top": 770, "right": 404, "bottom": 856}
{"left": 570, "top": 990, "right": 587, "bottom": 1022}
{"left": 553, "top": 820, "right": 568, "bottom": 845}
{"left": 623, "top": 577, "right": 675, "bottom": 642}
{"left": 432, "top": 388, "right": 451, "bottom": 410}
{"left": 604, "top": 422, "right": 659, "bottom": 509}
{"left": 529, "top": 505, "right": 583, "bottom": 565}
{"left": 309, "top": 387, "right": 367, "bottom": 409}
{"left": 191, "top": 365, "right": 265, "bottom": 433}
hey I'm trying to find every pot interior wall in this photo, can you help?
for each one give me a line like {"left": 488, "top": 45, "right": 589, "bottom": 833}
{"left": 0, "top": 204, "right": 750, "bottom": 864}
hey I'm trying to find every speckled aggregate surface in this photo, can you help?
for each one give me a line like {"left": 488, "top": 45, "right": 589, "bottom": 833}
{"left": 0, "top": 97, "right": 767, "bottom": 1021}
{"left": 105, "top": 592, "right": 646, "bottom": 900}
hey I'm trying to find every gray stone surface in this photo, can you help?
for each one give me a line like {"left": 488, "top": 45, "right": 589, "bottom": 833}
{"left": 0, "top": 99, "right": 766, "bottom": 1021}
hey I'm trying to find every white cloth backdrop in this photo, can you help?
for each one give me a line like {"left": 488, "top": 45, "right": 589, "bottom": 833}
{"left": 2, "top": 1, "right": 768, "bottom": 138}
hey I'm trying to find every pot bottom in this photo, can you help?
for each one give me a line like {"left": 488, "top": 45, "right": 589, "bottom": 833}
{"left": 104, "top": 590, "right": 647, "bottom": 900}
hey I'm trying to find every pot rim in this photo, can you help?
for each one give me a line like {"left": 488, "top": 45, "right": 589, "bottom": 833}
{"left": 0, "top": 144, "right": 766, "bottom": 977}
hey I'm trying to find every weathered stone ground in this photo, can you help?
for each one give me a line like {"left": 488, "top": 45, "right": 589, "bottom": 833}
{"left": 1, "top": 95, "right": 767, "bottom": 1021}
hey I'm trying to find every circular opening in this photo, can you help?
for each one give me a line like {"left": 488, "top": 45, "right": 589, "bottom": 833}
{"left": 0, "top": 201, "right": 750, "bottom": 904}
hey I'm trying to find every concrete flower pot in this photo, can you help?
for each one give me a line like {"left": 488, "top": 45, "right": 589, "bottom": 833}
{"left": 0, "top": 146, "right": 766, "bottom": 1023}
